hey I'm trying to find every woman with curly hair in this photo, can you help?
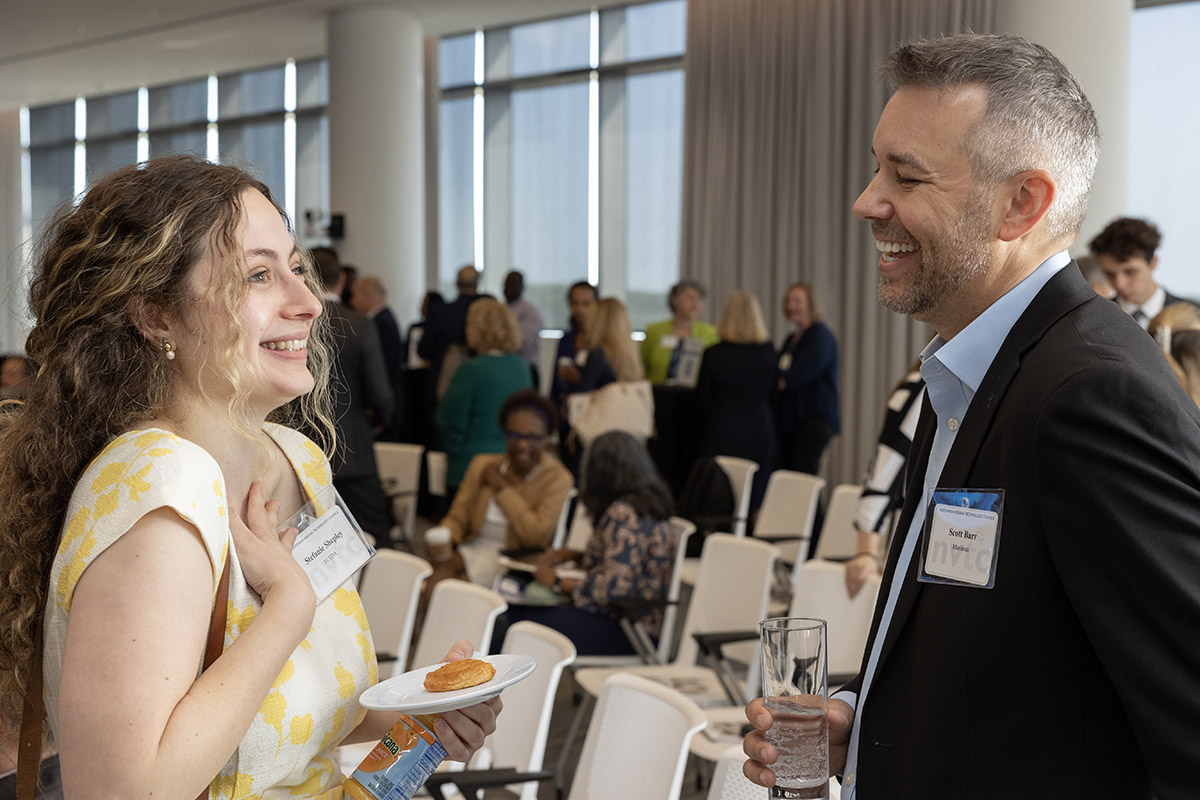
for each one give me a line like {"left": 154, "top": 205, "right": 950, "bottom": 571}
{"left": 0, "top": 156, "right": 495, "bottom": 798}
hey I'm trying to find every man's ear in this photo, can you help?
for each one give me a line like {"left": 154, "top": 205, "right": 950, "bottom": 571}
{"left": 127, "top": 297, "right": 171, "bottom": 344}
{"left": 997, "top": 169, "right": 1055, "bottom": 243}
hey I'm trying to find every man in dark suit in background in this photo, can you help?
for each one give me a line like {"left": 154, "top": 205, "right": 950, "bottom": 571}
{"left": 1090, "top": 216, "right": 1195, "bottom": 329}
{"left": 417, "top": 264, "right": 478, "bottom": 394}
{"left": 309, "top": 247, "right": 396, "bottom": 546}
{"left": 351, "top": 274, "right": 405, "bottom": 439}
{"left": 743, "top": 34, "right": 1200, "bottom": 799}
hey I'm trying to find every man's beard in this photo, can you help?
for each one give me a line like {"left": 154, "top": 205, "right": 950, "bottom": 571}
{"left": 877, "top": 195, "right": 993, "bottom": 318}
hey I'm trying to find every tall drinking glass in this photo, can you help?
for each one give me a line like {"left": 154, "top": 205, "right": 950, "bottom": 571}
{"left": 759, "top": 617, "right": 829, "bottom": 800}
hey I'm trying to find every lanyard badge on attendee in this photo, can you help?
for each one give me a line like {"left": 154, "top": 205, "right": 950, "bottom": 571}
{"left": 917, "top": 489, "right": 1005, "bottom": 589}
{"left": 283, "top": 485, "right": 377, "bottom": 601}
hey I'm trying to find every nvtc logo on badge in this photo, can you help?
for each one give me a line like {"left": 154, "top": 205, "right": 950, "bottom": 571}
{"left": 919, "top": 489, "right": 1004, "bottom": 589}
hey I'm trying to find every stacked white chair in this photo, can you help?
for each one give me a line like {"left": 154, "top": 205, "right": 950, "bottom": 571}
{"left": 813, "top": 483, "right": 864, "bottom": 562}
{"left": 426, "top": 450, "right": 449, "bottom": 498}
{"left": 549, "top": 487, "right": 579, "bottom": 549}
{"left": 568, "top": 673, "right": 707, "bottom": 800}
{"left": 754, "top": 469, "right": 826, "bottom": 568}
{"left": 373, "top": 441, "right": 424, "bottom": 548}
{"left": 357, "top": 550, "right": 432, "bottom": 680}
{"left": 689, "top": 558, "right": 880, "bottom": 765}
{"left": 426, "top": 621, "right": 577, "bottom": 800}
{"left": 410, "top": 579, "right": 507, "bottom": 670}
{"left": 713, "top": 455, "right": 759, "bottom": 538}
{"left": 572, "top": 533, "right": 776, "bottom": 702}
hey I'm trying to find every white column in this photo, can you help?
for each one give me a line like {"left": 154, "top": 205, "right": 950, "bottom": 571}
{"left": 327, "top": 7, "right": 425, "bottom": 321}
{"left": 0, "top": 109, "right": 29, "bottom": 354}
{"left": 996, "top": 0, "right": 1130, "bottom": 253}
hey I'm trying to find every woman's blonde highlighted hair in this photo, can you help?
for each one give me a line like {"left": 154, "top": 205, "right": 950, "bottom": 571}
{"left": 586, "top": 298, "right": 644, "bottom": 381}
{"left": 717, "top": 290, "right": 769, "bottom": 344}
{"left": 0, "top": 155, "right": 336, "bottom": 724}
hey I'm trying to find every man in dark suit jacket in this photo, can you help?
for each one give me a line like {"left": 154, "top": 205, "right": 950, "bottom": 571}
{"left": 1090, "top": 216, "right": 1197, "bottom": 330}
{"left": 743, "top": 34, "right": 1200, "bottom": 799}
{"left": 309, "top": 247, "right": 395, "bottom": 546}
{"left": 351, "top": 274, "right": 405, "bottom": 438}
{"left": 417, "top": 264, "right": 478, "bottom": 394}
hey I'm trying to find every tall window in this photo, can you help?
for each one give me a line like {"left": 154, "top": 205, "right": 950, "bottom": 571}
{"left": 1130, "top": 1, "right": 1200, "bottom": 300}
{"left": 436, "top": 0, "right": 687, "bottom": 329}
{"left": 21, "top": 58, "right": 329, "bottom": 248}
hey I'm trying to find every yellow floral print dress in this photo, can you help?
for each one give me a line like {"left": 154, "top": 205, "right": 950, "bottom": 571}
{"left": 42, "top": 425, "right": 379, "bottom": 799}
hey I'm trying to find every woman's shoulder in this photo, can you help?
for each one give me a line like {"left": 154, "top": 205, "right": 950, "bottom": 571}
{"left": 263, "top": 423, "right": 333, "bottom": 486}
{"left": 65, "top": 430, "right": 230, "bottom": 573}
{"left": 80, "top": 428, "right": 221, "bottom": 488}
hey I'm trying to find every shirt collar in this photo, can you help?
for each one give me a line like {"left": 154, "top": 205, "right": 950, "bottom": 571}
{"left": 921, "top": 250, "right": 1071, "bottom": 395}
{"left": 1118, "top": 285, "right": 1165, "bottom": 322}
{"left": 321, "top": 290, "right": 342, "bottom": 303}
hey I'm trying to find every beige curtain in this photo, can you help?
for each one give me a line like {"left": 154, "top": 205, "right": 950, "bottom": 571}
{"left": 680, "top": 0, "right": 995, "bottom": 491}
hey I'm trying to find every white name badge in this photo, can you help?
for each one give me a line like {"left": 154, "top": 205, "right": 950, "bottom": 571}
{"left": 660, "top": 334, "right": 680, "bottom": 349}
{"left": 284, "top": 486, "right": 376, "bottom": 602}
{"left": 918, "top": 489, "right": 1004, "bottom": 589}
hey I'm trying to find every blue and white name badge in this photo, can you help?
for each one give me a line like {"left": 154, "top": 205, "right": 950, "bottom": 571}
{"left": 284, "top": 486, "right": 376, "bottom": 602}
{"left": 918, "top": 489, "right": 1004, "bottom": 589}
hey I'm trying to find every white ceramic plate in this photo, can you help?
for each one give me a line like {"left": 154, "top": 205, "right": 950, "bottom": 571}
{"left": 359, "top": 654, "right": 536, "bottom": 714}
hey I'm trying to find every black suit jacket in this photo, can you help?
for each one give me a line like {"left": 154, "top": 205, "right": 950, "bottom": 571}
{"left": 846, "top": 265, "right": 1200, "bottom": 798}
{"left": 417, "top": 294, "right": 474, "bottom": 388}
{"left": 321, "top": 301, "right": 393, "bottom": 478}
{"left": 372, "top": 306, "right": 405, "bottom": 429}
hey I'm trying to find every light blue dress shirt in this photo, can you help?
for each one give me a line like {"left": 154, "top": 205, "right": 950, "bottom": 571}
{"left": 837, "top": 250, "right": 1070, "bottom": 798}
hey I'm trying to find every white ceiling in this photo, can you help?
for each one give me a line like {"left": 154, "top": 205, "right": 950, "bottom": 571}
{"left": 0, "top": 0, "right": 603, "bottom": 113}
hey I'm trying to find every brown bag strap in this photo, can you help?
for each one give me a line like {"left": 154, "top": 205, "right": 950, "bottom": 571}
{"left": 204, "top": 555, "right": 232, "bottom": 671}
{"left": 17, "top": 553, "right": 231, "bottom": 800}
{"left": 195, "top": 554, "right": 232, "bottom": 800}
{"left": 16, "top": 623, "right": 44, "bottom": 800}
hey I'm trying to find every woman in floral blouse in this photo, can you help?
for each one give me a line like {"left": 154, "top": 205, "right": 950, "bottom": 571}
{"left": 494, "top": 431, "right": 674, "bottom": 655}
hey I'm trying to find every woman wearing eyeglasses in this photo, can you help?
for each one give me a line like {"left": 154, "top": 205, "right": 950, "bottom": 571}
{"left": 433, "top": 390, "right": 574, "bottom": 588}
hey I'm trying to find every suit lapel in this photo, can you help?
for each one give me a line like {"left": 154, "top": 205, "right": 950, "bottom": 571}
{"left": 867, "top": 265, "right": 1095, "bottom": 676}
{"left": 858, "top": 391, "right": 935, "bottom": 669}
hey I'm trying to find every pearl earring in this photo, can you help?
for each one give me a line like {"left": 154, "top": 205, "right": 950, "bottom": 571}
{"left": 161, "top": 338, "right": 176, "bottom": 361}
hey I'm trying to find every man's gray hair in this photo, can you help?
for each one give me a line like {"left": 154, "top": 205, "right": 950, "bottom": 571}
{"left": 882, "top": 33, "right": 1100, "bottom": 241}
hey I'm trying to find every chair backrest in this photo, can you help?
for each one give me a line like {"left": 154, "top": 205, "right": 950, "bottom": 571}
{"left": 754, "top": 469, "right": 826, "bottom": 547}
{"left": 426, "top": 450, "right": 448, "bottom": 497}
{"left": 789, "top": 559, "right": 880, "bottom": 679}
{"left": 677, "top": 533, "right": 777, "bottom": 668}
{"left": 538, "top": 332, "right": 561, "bottom": 396}
{"left": 814, "top": 484, "right": 863, "bottom": 561}
{"left": 565, "top": 501, "right": 593, "bottom": 552}
{"left": 568, "top": 673, "right": 707, "bottom": 800}
{"left": 713, "top": 456, "right": 759, "bottom": 537}
{"left": 658, "top": 516, "right": 696, "bottom": 663}
{"left": 550, "top": 487, "right": 579, "bottom": 550}
{"left": 410, "top": 579, "right": 507, "bottom": 669}
{"left": 357, "top": 550, "right": 433, "bottom": 679}
{"left": 373, "top": 442, "right": 425, "bottom": 545}
{"left": 706, "top": 744, "right": 766, "bottom": 800}
{"left": 487, "top": 621, "right": 577, "bottom": 800}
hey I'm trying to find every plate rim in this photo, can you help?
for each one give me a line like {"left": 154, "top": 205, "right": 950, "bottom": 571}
{"left": 358, "top": 653, "right": 536, "bottom": 713}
